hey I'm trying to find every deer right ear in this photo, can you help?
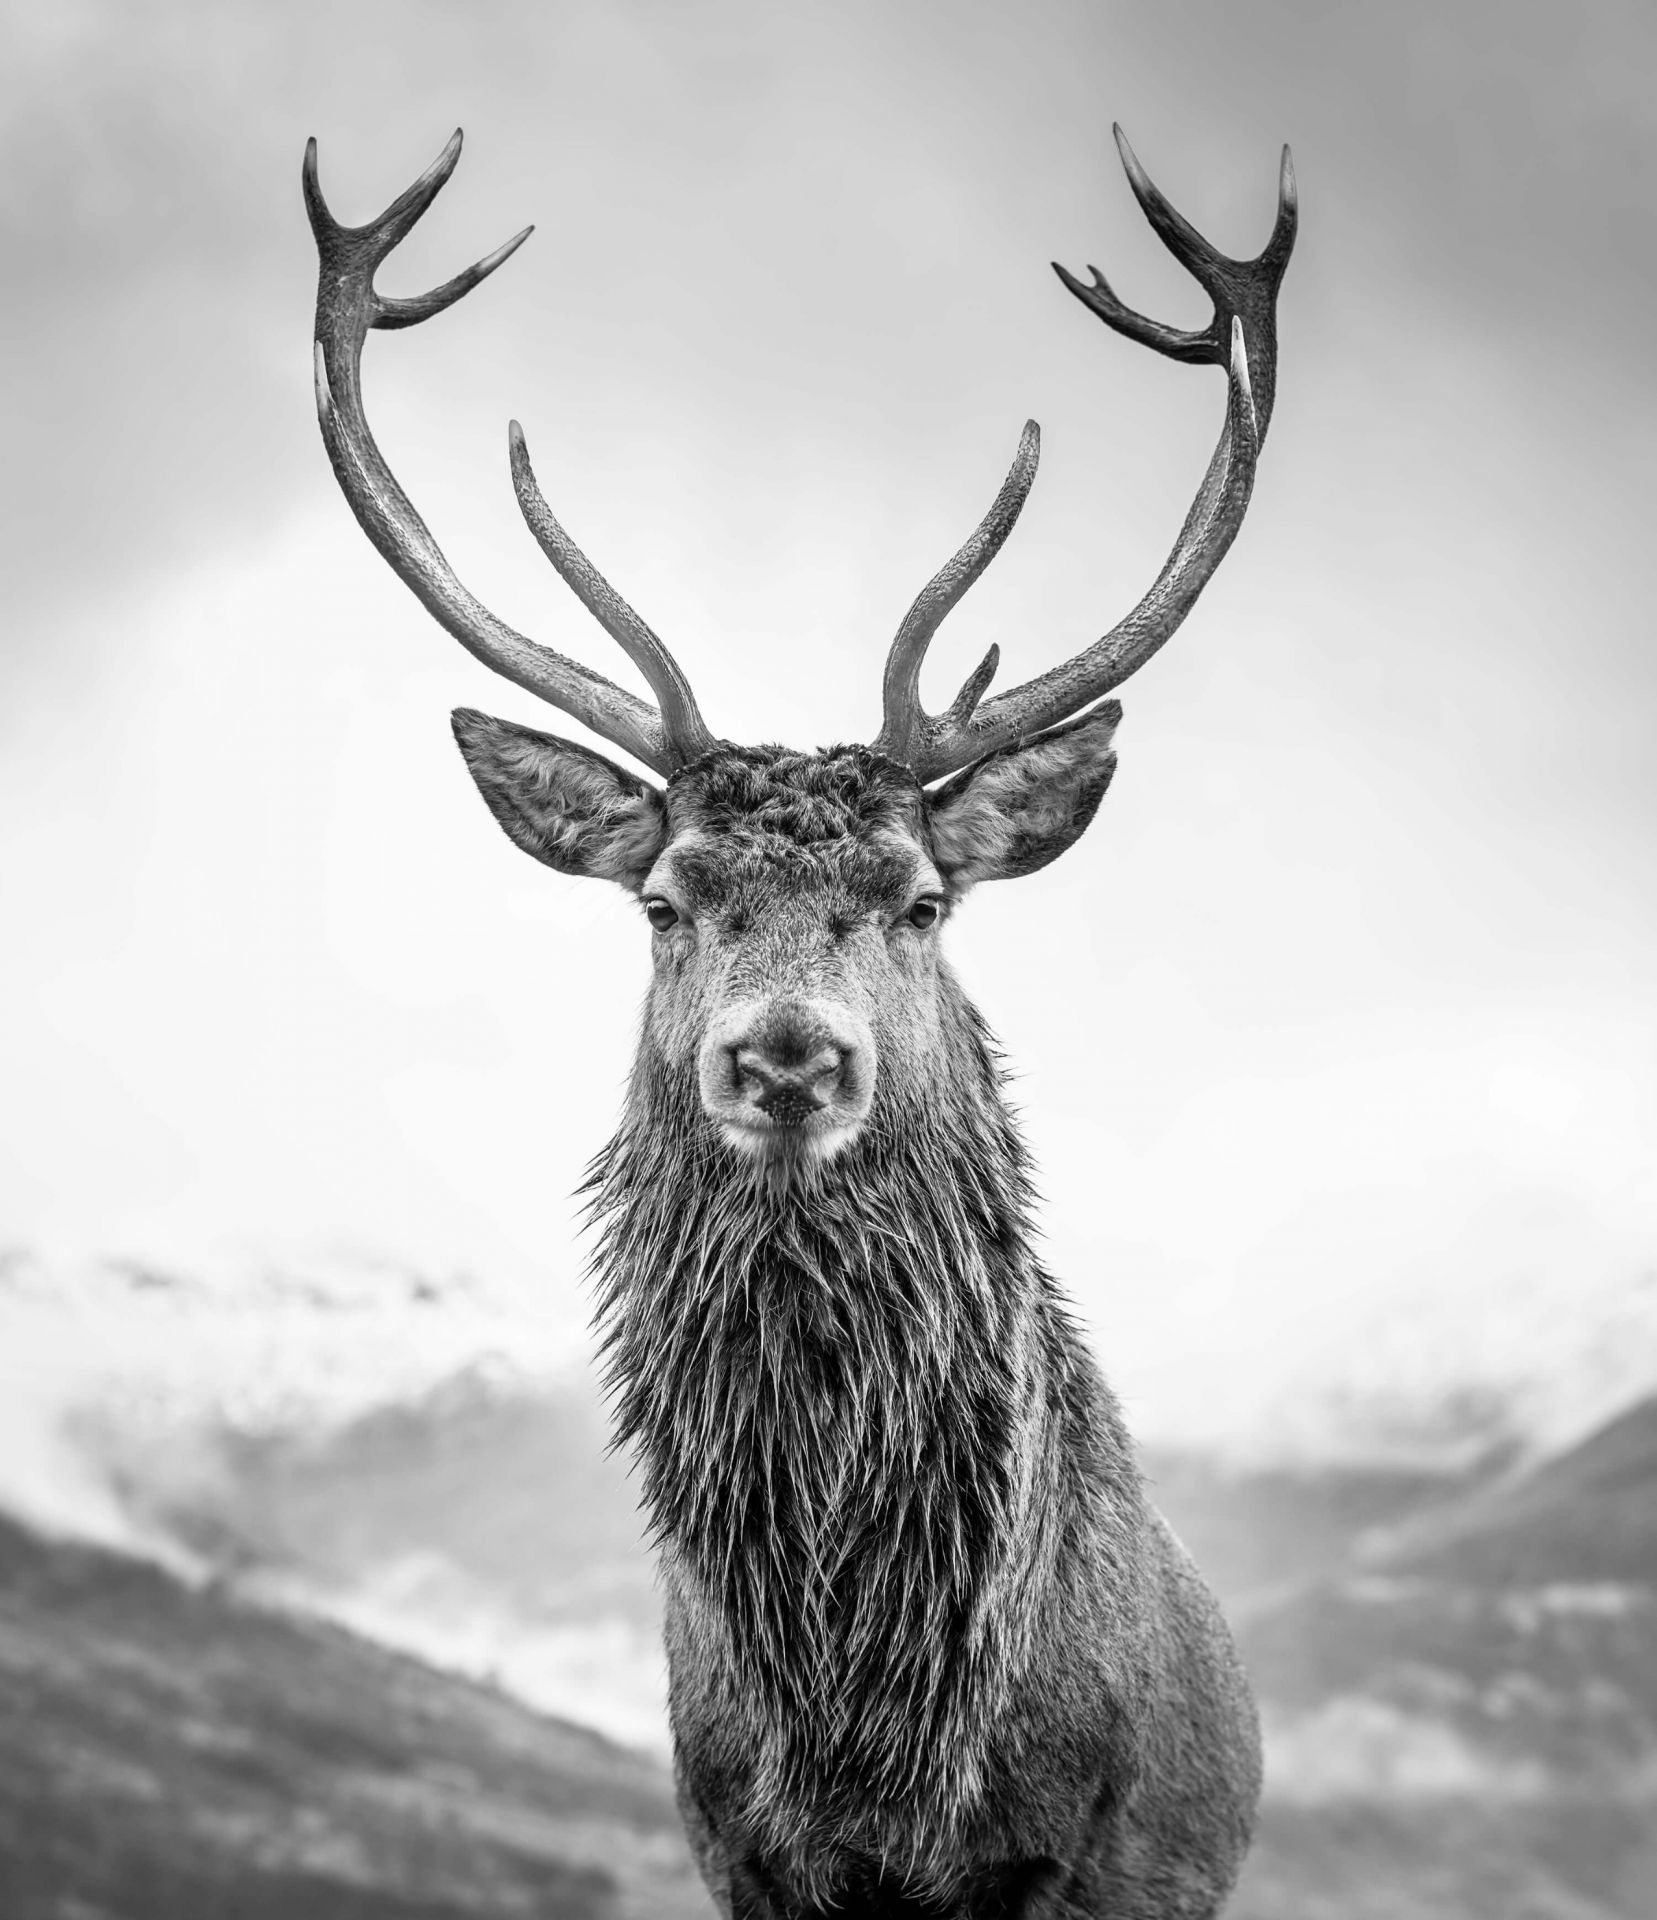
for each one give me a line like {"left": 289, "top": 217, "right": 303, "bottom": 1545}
{"left": 450, "top": 708, "right": 669, "bottom": 891}
{"left": 925, "top": 699, "right": 1121, "bottom": 889}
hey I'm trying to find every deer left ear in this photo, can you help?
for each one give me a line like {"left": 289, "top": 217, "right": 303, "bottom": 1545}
{"left": 925, "top": 700, "right": 1121, "bottom": 888}
{"left": 450, "top": 708, "right": 669, "bottom": 891}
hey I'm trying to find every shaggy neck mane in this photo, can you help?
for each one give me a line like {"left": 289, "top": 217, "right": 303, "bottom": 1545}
{"left": 588, "top": 997, "right": 1077, "bottom": 1840}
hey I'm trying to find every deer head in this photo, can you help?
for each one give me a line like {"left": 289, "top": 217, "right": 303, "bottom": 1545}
{"left": 305, "top": 129, "right": 1295, "bottom": 1191}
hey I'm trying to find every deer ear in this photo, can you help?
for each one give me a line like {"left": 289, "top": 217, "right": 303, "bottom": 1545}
{"left": 450, "top": 708, "right": 669, "bottom": 891}
{"left": 925, "top": 700, "right": 1121, "bottom": 888}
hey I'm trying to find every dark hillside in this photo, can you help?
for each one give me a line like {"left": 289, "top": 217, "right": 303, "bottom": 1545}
{"left": 1220, "top": 1398, "right": 1657, "bottom": 1919}
{"left": 0, "top": 1512, "right": 708, "bottom": 1920}
{"left": 1366, "top": 1394, "right": 1657, "bottom": 1588}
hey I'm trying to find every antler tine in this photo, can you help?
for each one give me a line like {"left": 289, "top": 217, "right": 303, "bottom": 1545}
{"left": 1070, "top": 126, "right": 1296, "bottom": 436}
{"left": 890, "top": 132, "right": 1294, "bottom": 785}
{"left": 306, "top": 132, "right": 712, "bottom": 775}
{"left": 872, "top": 422, "right": 1039, "bottom": 767}
{"left": 509, "top": 423, "right": 714, "bottom": 765}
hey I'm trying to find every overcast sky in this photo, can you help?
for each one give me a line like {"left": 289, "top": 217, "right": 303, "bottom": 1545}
{"left": 3, "top": 0, "right": 1653, "bottom": 1448}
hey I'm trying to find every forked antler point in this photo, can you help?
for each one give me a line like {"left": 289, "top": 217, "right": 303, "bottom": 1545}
{"left": 876, "top": 128, "right": 1294, "bottom": 783}
{"left": 305, "top": 132, "right": 713, "bottom": 774}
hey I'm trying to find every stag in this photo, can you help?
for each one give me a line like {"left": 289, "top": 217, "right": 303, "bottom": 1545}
{"left": 305, "top": 125, "right": 1296, "bottom": 1919}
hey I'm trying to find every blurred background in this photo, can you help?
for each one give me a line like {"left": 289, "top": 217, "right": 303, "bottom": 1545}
{"left": 2, "top": 0, "right": 1654, "bottom": 1914}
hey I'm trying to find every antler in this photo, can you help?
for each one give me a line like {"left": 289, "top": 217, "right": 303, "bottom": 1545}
{"left": 304, "top": 131, "right": 716, "bottom": 775}
{"left": 874, "top": 127, "right": 1297, "bottom": 784}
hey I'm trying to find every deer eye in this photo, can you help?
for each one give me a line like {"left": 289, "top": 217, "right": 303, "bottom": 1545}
{"left": 906, "top": 898, "right": 942, "bottom": 931}
{"left": 645, "top": 898, "right": 680, "bottom": 932}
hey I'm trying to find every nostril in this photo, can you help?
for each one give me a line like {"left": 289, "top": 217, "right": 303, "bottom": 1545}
{"left": 734, "top": 1045, "right": 844, "bottom": 1121}
{"left": 733, "top": 1046, "right": 776, "bottom": 1094}
{"left": 801, "top": 1047, "right": 844, "bottom": 1094}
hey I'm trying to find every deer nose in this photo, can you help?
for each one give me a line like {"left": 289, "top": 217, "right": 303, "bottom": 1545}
{"left": 733, "top": 1043, "right": 845, "bottom": 1125}
{"left": 699, "top": 998, "right": 876, "bottom": 1148}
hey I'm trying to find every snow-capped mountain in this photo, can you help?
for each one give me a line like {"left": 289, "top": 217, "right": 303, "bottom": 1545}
{"left": 0, "top": 1243, "right": 669, "bottom": 1744}
{"left": 0, "top": 1243, "right": 585, "bottom": 1545}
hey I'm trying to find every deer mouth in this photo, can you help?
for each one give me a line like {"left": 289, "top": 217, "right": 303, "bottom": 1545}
{"left": 713, "top": 1107, "right": 869, "bottom": 1200}
{"left": 718, "top": 1102, "right": 864, "bottom": 1155}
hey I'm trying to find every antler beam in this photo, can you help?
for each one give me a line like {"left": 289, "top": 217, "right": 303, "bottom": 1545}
{"left": 304, "top": 131, "right": 715, "bottom": 775}
{"left": 876, "top": 127, "right": 1297, "bottom": 784}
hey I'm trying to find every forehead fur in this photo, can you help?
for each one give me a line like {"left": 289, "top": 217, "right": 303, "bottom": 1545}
{"left": 661, "top": 745, "right": 927, "bottom": 910}
{"left": 669, "top": 744, "right": 923, "bottom": 843}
